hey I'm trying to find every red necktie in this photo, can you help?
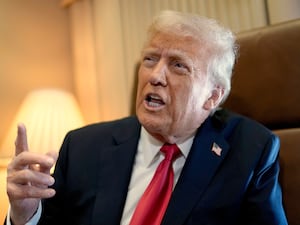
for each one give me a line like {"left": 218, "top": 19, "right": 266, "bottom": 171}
{"left": 129, "top": 143, "right": 181, "bottom": 225}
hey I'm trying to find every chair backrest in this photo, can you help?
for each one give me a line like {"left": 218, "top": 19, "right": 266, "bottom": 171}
{"left": 223, "top": 19, "right": 300, "bottom": 129}
{"left": 274, "top": 128, "right": 300, "bottom": 225}
{"left": 222, "top": 19, "right": 300, "bottom": 225}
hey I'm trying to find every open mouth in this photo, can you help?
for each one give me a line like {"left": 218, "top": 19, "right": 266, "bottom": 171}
{"left": 145, "top": 94, "right": 165, "bottom": 107}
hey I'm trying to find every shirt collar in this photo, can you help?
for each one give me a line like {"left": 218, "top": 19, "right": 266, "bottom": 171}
{"left": 139, "top": 127, "right": 195, "bottom": 167}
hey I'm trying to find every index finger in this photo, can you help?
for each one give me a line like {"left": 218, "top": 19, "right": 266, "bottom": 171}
{"left": 15, "top": 123, "right": 29, "bottom": 156}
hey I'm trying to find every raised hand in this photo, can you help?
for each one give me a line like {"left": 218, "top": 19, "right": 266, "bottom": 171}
{"left": 6, "top": 123, "right": 58, "bottom": 225}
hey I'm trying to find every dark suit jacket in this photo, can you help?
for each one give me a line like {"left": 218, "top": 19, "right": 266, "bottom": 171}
{"left": 38, "top": 109, "right": 288, "bottom": 225}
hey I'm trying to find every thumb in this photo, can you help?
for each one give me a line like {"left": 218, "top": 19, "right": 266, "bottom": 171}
{"left": 14, "top": 123, "right": 29, "bottom": 156}
{"left": 46, "top": 151, "right": 59, "bottom": 165}
{"left": 41, "top": 151, "right": 59, "bottom": 175}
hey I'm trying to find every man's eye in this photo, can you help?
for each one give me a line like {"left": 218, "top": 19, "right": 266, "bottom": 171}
{"left": 142, "top": 56, "right": 157, "bottom": 66}
{"left": 172, "top": 61, "right": 189, "bottom": 74}
{"left": 143, "top": 56, "right": 150, "bottom": 61}
{"left": 143, "top": 55, "right": 156, "bottom": 61}
{"left": 174, "top": 62, "right": 185, "bottom": 68}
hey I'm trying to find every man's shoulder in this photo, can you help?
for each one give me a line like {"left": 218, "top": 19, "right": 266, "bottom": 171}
{"left": 66, "top": 116, "right": 140, "bottom": 139}
{"left": 211, "top": 108, "right": 280, "bottom": 157}
{"left": 212, "top": 108, "right": 276, "bottom": 138}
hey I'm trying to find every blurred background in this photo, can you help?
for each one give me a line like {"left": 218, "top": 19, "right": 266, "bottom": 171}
{"left": 1, "top": 0, "right": 300, "bottom": 222}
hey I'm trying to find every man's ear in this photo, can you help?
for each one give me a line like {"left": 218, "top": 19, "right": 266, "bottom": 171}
{"left": 203, "top": 86, "right": 225, "bottom": 110}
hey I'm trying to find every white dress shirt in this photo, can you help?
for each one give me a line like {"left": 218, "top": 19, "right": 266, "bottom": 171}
{"left": 120, "top": 127, "right": 194, "bottom": 225}
{"left": 7, "top": 126, "right": 194, "bottom": 225}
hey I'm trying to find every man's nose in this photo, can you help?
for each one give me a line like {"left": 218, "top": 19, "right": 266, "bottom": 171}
{"left": 149, "top": 60, "right": 167, "bottom": 86}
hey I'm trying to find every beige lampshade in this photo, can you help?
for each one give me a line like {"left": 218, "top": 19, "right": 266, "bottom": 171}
{"left": 0, "top": 88, "right": 85, "bottom": 163}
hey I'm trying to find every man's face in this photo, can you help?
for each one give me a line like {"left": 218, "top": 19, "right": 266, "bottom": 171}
{"left": 136, "top": 32, "right": 220, "bottom": 143}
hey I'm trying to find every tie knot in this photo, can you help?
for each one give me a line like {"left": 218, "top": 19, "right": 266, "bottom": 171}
{"left": 160, "top": 143, "right": 181, "bottom": 161}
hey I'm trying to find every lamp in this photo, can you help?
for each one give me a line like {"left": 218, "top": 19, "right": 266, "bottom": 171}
{"left": 0, "top": 88, "right": 86, "bottom": 166}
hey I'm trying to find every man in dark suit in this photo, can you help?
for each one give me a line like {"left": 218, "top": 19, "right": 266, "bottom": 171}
{"left": 6, "top": 10, "right": 287, "bottom": 225}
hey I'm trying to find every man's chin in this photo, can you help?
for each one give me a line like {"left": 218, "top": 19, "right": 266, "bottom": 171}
{"left": 138, "top": 113, "right": 166, "bottom": 131}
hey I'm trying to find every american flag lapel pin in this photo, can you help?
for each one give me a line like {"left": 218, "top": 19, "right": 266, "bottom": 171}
{"left": 211, "top": 142, "right": 222, "bottom": 156}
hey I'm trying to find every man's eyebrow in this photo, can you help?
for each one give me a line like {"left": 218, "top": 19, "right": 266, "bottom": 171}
{"left": 168, "top": 50, "right": 195, "bottom": 65}
{"left": 142, "top": 47, "right": 192, "bottom": 59}
{"left": 141, "top": 48, "right": 197, "bottom": 71}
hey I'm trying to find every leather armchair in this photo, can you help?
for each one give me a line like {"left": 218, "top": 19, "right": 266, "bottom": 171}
{"left": 222, "top": 19, "right": 300, "bottom": 225}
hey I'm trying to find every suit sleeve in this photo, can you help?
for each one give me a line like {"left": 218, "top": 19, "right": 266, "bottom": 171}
{"left": 239, "top": 134, "right": 288, "bottom": 225}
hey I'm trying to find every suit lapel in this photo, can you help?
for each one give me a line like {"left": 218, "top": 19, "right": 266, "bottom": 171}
{"left": 162, "top": 115, "right": 230, "bottom": 225}
{"left": 91, "top": 118, "right": 141, "bottom": 225}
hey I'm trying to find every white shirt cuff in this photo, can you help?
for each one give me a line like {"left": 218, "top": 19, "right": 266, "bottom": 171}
{"left": 6, "top": 201, "right": 42, "bottom": 225}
